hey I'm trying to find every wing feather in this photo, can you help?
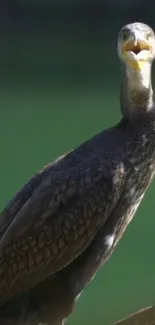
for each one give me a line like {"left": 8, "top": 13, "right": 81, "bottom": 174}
{"left": 0, "top": 129, "right": 125, "bottom": 305}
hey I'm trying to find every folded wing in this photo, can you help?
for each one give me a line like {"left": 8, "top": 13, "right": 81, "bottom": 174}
{"left": 0, "top": 132, "right": 125, "bottom": 305}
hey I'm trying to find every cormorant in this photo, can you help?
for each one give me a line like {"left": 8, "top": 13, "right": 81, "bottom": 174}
{"left": 0, "top": 22, "right": 155, "bottom": 325}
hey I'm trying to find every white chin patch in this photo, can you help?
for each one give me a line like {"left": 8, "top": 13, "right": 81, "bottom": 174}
{"left": 126, "top": 50, "right": 150, "bottom": 61}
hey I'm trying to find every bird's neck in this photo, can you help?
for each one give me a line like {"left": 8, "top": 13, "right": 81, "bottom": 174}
{"left": 120, "top": 63, "right": 154, "bottom": 120}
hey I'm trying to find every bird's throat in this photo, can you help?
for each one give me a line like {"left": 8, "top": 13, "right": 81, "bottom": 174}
{"left": 120, "top": 63, "right": 154, "bottom": 119}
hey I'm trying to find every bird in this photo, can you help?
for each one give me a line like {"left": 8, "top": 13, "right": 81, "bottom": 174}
{"left": 0, "top": 22, "right": 155, "bottom": 325}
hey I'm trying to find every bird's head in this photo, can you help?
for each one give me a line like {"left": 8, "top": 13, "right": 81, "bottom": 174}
{"left": 117, "top": 22, "right": 155, "bottom": 72}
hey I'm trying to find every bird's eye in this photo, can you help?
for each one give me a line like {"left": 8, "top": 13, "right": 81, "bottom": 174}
{"left": 121, "top": 29, "right": 130, "bottom": 41}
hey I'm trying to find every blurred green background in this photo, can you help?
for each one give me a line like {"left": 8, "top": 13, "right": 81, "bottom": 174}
{"left": 0, "top": 1, "right": 155, "bottom": 324}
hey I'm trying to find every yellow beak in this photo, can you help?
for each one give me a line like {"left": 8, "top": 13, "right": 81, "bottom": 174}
{"left": 127, "top": 60, "right": 148, "bottom": 71}
{"left": 123, "top": 39, "right": 152, "bottom": 71}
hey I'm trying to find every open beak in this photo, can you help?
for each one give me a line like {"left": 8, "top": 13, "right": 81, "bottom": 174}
{"left": 123, "top": 37, "right": 152, "bottom": 70}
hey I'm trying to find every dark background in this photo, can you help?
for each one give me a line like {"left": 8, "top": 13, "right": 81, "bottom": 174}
{"left": 0, "top": 1, "right": 155, "bottom": 324}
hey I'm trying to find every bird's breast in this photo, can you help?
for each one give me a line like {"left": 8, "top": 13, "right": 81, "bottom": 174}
{"left": 114, "top": 137, "right": 155, "bottom": 235}
{"left": 122, "top": 148, "right": 155, "bottom": 223}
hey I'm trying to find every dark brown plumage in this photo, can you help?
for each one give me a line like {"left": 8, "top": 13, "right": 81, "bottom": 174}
{"left": 0, "top": 22, "right": 155, "bottom": 324}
